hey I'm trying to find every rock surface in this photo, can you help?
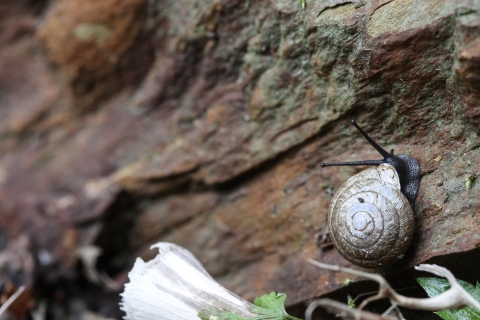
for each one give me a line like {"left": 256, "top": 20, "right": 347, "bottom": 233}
{"left": 1, "top": 0, "right": 480, "bottom": 317}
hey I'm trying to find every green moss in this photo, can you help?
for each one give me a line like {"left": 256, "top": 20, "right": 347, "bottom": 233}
{"left": 74, "top": 23, "right": 113, "bottom": 45}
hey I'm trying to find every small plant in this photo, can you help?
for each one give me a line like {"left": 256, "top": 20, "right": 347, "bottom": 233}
{"left": 418, "top": 277, "right": 480, "bottom": 320}
{"left": 466, "top": 174, "right": 476, "bottom": 190}
{"left": 199, "top": 292, "right": 301, "bottom": 320}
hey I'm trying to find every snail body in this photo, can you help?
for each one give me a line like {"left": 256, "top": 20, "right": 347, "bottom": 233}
{"left": 321, "top": 120, "right": 420, "bottom": 268}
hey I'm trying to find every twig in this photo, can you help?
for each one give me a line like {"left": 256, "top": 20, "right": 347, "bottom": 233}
{"left": 0, "top": 285, "right": 26, "bottom": 317}
{"left": 307, "top": 260, "right": 480, "bottom": 320}
{"left": 305, "top": 298, "right": 398, "bottom": 320}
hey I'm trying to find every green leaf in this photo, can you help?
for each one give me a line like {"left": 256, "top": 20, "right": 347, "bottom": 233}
{"left": 298, "top": 0, "right": 306, "bottom": 9}
{"left": 251, "top": 292, "right": 302, "bottom": 320}
{"left": 347, "top": 294, "right": 355, "bottom": 308}
{"left": 197, "top": 292, "right": 301, "bottom": 320}
{"left": 417, "top": 277, "right": 480, "bottom": 320}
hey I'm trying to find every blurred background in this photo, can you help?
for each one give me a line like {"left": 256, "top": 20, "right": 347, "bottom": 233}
{"left": 0, "top": 0, "right": 480, "bottom": 319}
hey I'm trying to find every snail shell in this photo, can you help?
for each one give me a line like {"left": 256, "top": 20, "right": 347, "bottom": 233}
{"left": 328, "top": 163, "right": 414, "bottom": 268}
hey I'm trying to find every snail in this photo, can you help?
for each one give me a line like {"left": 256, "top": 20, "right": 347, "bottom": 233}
{"left": 321, "top": 120, "right": 420, "bottom": 268}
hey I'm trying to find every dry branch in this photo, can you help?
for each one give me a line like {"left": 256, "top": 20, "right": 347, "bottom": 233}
{"left": 0, "top": 286, "right": 25, "bottom": 318}
{"left": 305, "top": 298, "right": 398, "bottom": 320}
{"left": 307, "top": 260, "right": 480, "bottom": 320}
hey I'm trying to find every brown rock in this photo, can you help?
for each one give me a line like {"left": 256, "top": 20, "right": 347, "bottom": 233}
{"left": 1, "top": 0, "right": 480, "bottom": 317}
{"left": 37, "top": 0, "right": 148, "bottom": 110}
{"left": 454, "top": 12, "right": 480, "bottom": 129}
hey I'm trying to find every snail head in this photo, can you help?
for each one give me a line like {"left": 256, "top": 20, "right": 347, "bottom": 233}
{"left": 321, "top": 120, "right": 421, "bottom": 207}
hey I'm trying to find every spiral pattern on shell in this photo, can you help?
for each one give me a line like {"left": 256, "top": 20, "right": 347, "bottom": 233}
{"left": 328, "top": 163, "right": 414, "bottom": 268}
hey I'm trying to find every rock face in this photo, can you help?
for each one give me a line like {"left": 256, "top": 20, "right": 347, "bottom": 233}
{"left": 1, "top": 0, "right": 480, "bottom": 316}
